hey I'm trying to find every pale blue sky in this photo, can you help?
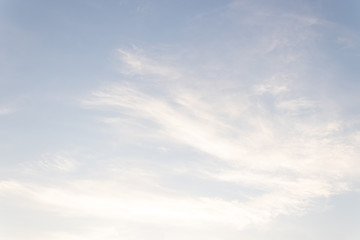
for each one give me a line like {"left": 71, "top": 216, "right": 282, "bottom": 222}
{"left": 1, "top": 1, "right": 360, "bottom": 239}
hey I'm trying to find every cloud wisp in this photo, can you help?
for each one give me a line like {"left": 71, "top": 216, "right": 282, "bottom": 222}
{"left": 2, "top": 2, "right": 360, "bottom": 239}
{"left": 80, "top": 46, "right": 359, "bottom": 232}
{"left": 81, "top": 5, "right": 360, "bottom": 233}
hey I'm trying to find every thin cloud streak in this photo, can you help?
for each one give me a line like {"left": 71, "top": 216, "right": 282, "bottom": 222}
{"left": 2, "top": 1, "right": 360, "bottom": 239}
{"left": 0, "top": 106, "right": 15, "bottom": 115}
{"left": 80, "top": 6, "right": 360, "bottom": 228}
{"left": 78, "top": 2, "right": 360, "bottom": 234}
{"left": 82, "top": 46, "right": 359, "bottom": 231}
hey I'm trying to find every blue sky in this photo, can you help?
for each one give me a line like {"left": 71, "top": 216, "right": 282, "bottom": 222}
{"left": 1, "top": 0, "right": 360, "bottom": 239}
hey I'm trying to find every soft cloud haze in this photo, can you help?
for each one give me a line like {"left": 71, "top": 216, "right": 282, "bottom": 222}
{"left": 1, "top": 0, "right": 360, "bottom": 239}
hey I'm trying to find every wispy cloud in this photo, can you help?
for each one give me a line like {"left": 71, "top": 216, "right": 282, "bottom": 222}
{"left": 82, "top": 43, "right": 359, "bottom": 231}
{"left": 2, "top": 1, "right": 359, "bottom": 239}
{"left": 0, "top": 106, "right": 15, "bottom": 115}
{"left": 38, "top": 152, "right": 78, "bottom": 172}
{"left": 78, "top": 3, "right": 360, "bottom": 230}
{"left": 117, "top": 48, "right": 181, "bottom": 79}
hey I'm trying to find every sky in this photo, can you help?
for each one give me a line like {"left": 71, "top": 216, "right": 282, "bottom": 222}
{"left": 1, "top": 0, "right": 360, "bottom": 239}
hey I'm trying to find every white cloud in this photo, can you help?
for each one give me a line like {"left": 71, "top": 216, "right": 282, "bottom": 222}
{"left": 38, "top": 152, "right": 77, "bottom": 172}
{"left": 81, "top": 44, "right": 360, "bottom": 233}
{"left": 336, "top": 36, "right": 355, "bottom": 48}
{"left": 254, "top": 74, "right": 290, "bottom": 95}
{"left": 0, "top": 176, "right": 336, "bottom": 232}
{"left": 76, "top": 2, "right": 360, "bottom": 234}
{"left": 2, "top": 1, "right": 359, "bottom": 239}
{"left": 117, "top": 48, "right": 181, "bottom": 79}
{"left": 0, "top": 106, "right": 15, "bottom": 115}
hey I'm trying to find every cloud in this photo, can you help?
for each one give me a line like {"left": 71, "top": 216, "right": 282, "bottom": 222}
{"left": 77, "top": 2, "right": 360, "bottom": 236}
{"left": 0, "top": 174, "right": 342, "bottom": 232}
{"left": 38, "top": 152, "right": 77, "bottom": 172}
{"left": 78, "top": 4, "right": 360, "bottom": 232}
{"left": 0, "top": 106, "right": 15, "bottom": 115}
{"left": 2, "top": 1, "right": 360, "bottom": 239}
{"left": 82, "top": 47, "right": 359, "bottom": 233}
{"left": 117, "top": 48, "right": 181, "bottom": 79}
{"left": 337, "top": 36, "right": 355, "bottom": 48}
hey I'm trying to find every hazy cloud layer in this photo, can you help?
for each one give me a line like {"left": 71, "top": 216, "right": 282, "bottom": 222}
{"left": 1, "top": 1, "right": 360, "bottom": 239}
